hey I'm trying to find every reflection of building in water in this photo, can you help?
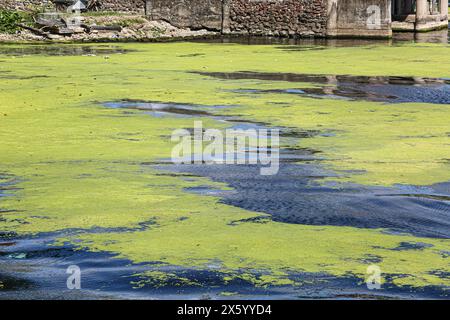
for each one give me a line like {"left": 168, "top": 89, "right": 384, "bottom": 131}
{"left": 392, "top": 0, "right": 449, "bottom": 31}
{"left": 394, "top": 27, "right": 449, "bottom": 43}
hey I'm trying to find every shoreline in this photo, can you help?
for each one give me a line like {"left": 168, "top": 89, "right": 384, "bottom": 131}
{"left": 0, "top": 32, "right": 222, "bottom": 44}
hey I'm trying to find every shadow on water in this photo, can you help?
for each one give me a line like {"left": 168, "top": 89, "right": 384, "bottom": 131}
{"left": 193, "top": 28, "right": 449, "bottom": 46}
{"left": 0, "top": 45, "right": 131, "bottom": 56}
{"left": 194, "top": 71, "right": 450, "bottom": 104}
{"left": 157, "top": 161, "right": 450, "bottom": 240}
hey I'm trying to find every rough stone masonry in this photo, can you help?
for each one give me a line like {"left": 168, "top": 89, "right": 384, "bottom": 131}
{"left": 1, "top": 0, "right": 448, "bottom": 38}
{"left": 146, "top": 0, "right": 328, "bottom": 37}
{"left": 230, "top": 0, "right": 327, "bottom": 37}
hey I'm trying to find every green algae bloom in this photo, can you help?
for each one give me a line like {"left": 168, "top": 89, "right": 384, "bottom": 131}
{"left": 0, "top": 41, "right": 449, "bottom": 293}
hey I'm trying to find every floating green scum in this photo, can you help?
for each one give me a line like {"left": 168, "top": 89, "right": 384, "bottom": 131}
{"left": 0, "top": 41, "right": 449, "bottom": 291}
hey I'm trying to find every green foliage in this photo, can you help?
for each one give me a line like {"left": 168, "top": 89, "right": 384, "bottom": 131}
{"left": 0, "top": 10, "right": 22, "bottom": 34}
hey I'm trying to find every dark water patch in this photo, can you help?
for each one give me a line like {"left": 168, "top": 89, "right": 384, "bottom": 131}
{"left": 359, "top": 254, "right": 383, "bottom": 264}
{"left": 194, "top": 71, "right": 450, "bottom": 85}
{"left": 0, "top": 75, "right": 50, "bottom": 80}
{"left": 155, "top": 162, "right": 450, "bottom": 239}
{"left": 228, "top": 215, "right": 271, "bottom": 226}
{"left": 428, "top": 270, "right": 450, "bottom": 279}
{"left": 3, "top": 231, "right": 446, "bottom": 299}
{"left": 193, "top": 36, "right": 392, "bottom": 47}
{"left": 0, "top": 273, "right": 34, "bottom": 291}
{"left": 47, "top": 219, "right": 159, "bottom": 236}
{"left": 193, "top": 30, "right": 448, "bottom": 46}
{"left": 177, "top": 53, "right": 206, "bottom": 58}
{"left": 281, "top": 128, "right": 323, "bottom": 139}
{"left": 0, "top": 45, "right": 131, "bottom": 57}
{"left": 103, "top": 101, "right": 280, "bottom": 131}
{"left": 104, "top": 100, "right": 217, "bottom": 118}
{"left": 195, "top": 71, "right": 450, "bottom": 104}
{"left": 392, "top": 28, "right": 450, "bottom": 44}
{"left": 0, "top": 242, "right": 16, "bottom": 247}
{"left": 153, "top": 172, "right": 199, "bottom": 178}
{"left": 0, "top": 232, "right": 18, "bottom": 240}
{"left": 184, "top": 185, "right": 236, "bottom": 197}
{"left": 227, "top": 118, "right": 271, "bottom": 126}
{"left": 379, "top": 193, "right": 450, "bottom": 201}
{"left": 440, "top": 251, "right": 450, "bottom": 258}
{"left": 393, "top": 242, "right": 434, "bottom": 251}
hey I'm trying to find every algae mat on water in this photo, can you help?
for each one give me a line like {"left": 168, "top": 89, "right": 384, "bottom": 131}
{"left": 0, "top": 42, "right": 449, "bottom": 294}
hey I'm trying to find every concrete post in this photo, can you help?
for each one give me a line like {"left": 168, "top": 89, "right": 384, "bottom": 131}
{"left": 441, "top": 0, "right": 449, "bottom": 17}
{"left": 222, "top": 0, "right": 231, "bottom": 34}
{"left": 326, "top": 0, "right": 338, "bottom": 37}
{"left": 145, "top": 0, "right": 153, "bottom": 18}
{"left": 416, "top": 0, "right": 428, "bottom": 20}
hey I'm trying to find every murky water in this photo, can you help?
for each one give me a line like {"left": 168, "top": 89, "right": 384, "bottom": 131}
{"left": 104, "top": 100, "right": 450, "bottom": 239}
{"left": 0, "top": 44, "right": 131, "bottom": 56}
{"left": 195, "top": 28, "right": 450, "bottom": 46}
{"left": 195, "top": 71, "right": 450, "bottom": 104}
{"left": 1, "top": 34, "right": 450, "bottom": 299}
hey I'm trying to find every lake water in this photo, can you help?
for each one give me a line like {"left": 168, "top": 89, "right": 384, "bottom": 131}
{"left": 0, "top": 30, "right": 449, "bottom": 299}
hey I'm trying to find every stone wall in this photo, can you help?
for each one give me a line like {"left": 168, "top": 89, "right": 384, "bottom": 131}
{"left": 146, "top": 0, "right": 223, "bottom": 30}
{"left": 230, "top": 0, "right": 327, "bottom": 37}
{"left": 0, "top": 0, "right": 47, "bottom": 10}
{"left": 0, "top": 0, "right": 145, "bottom": 13}
{"left": 143, "top": 0, "right": 328, "bottom": 36}
{"left": 101, "top": 0, "right": 145, "bottom": 13}
{"left": 1, "top": 0, "right": 398, "bottom": 38}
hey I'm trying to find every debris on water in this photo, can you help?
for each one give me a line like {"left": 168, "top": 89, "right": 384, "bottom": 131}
{"left": 0, "top": 242, "right": 16, "bottom": 247}
{"left": 7, "top": 253, "right": 27, "bottom": 259}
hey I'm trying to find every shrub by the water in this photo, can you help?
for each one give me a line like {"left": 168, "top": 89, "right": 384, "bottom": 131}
{"left": 0, "top": 10, "right": 22, "bottom": 34}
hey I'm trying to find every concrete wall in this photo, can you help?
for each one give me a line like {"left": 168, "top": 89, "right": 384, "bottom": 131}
{"left": 328, "top": 0, "right": 392, "bottom": 38}
{"left": 146, "top": 0, "right": 223, "bottom": 30}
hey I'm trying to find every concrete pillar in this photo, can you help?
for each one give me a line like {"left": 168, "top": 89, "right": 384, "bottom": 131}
{"left": 145, "top": 0, "right": 153, "bottom": 18}
{"left": 416, "top": 0, "right": 428, "bottom": 20}
{"left": 326, "top": 0, "right": 338, "bottom": 37}
{"left": 441, "top": 0, "right": 449, "bottom": 17}
{"left": 222, "top": 0, "right": 231, "bottom": 34}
